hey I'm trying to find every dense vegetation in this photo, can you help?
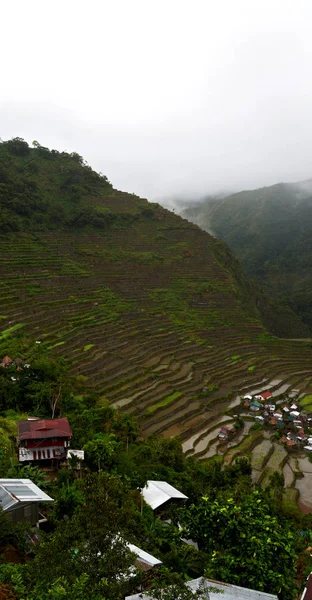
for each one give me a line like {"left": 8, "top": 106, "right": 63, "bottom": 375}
{"left": 0, "top": 355, "right": 312, "bottom": 599}
{"left": 1, "top": 139, "right": 312, "bottom": 598}
{"left": 181, "top": 181, "right": 312, "bottom": 333}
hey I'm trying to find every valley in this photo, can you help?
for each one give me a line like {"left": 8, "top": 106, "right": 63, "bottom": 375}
{"left": 1, "top": 140, "right": 312, "bottom": 513}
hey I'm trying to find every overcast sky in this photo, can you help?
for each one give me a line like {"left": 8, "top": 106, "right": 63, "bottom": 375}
{"left": 1, "top": 0, "right": 312, "bottom": 202}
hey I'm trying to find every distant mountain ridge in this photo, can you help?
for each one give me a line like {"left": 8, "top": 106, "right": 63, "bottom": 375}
{"left": 181, "top": 179, "right": 312, "bottom": 332}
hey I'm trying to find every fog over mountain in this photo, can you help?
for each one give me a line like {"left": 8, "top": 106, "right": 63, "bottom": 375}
{"left": 2, "top": 0, "right": 312, "bottom": 200}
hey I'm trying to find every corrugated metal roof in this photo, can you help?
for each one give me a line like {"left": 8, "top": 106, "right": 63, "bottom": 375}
{"left": 260, "top": 392, "right": 272, "bottom": 399}
{"left": 18, "top": 418, "right": 72, "bottom": 440}
{"left": 0, "top": 486, "right": 17, "bottom": 511}
{"left": 125, "top": 577, "right": 278, "bottom": 600}
{"left": 0, "top": 479, "right": 53, "bottom": 511}
{"left": 127, "top": 543, "right": 162, "bottom": 567}
{"left": 142, "top": 481, "right": 188, "bottom": 510}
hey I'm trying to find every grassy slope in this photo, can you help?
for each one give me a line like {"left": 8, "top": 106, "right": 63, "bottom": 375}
{"left": 182, "top": 182, "right": 312, "bottom": 333}
{"left": 0, "top": 140, "right": 312, "bottom": 446}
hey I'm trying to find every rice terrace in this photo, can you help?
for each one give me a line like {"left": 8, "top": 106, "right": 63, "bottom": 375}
{"left": 1, "top": 138, "right": 312, "bottom": 513}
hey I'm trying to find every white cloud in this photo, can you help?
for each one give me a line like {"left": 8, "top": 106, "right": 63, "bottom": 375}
{"left": 1, "top": 0, "right": 312, "bottom": 199}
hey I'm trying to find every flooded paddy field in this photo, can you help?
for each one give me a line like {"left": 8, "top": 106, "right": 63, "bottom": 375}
{"left": 179, "top": 378, "right": 312, "bottom": 513}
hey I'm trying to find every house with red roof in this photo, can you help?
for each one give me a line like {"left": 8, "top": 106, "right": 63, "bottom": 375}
{"left": 18, "top": 417, "right": 72, "bottom": 463}
{"left": 256, "top": 391, "right": 273, "bottom": 401}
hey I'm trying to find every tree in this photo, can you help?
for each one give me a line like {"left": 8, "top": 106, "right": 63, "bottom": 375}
{"left": 23, "top": 473, "right": 138, "bottom": 599}
{"left": 84, "top": 433, "right": 120, "bottom": 471}
{"left": 7, "top": 138, "right": 30, "bottom": 156}
{"left": 7, "top": 463, "right": 49, "bottom": 489}
{"left": 180, "top": 490, "right": 297, "bottom": 599}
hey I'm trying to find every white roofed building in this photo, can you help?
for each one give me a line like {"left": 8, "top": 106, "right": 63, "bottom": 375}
{"left": 142, "top": 481, "right": 188, "bottom": 514}
{"left": 127, "top": 543, "right": 162, "bottom": 571}
{"left": 0, "top": 478, "right": 53, "bottom": 526}
{"left": 125, "top": 577, "right": 278, "bottom": 600}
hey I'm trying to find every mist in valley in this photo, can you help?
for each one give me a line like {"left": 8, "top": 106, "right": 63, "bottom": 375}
{"left": 1, "top": 1, "right": 312, "bottom": 205}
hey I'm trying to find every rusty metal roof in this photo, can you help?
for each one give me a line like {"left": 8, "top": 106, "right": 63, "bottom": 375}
{"left": 18, "top": 418, "right": 72, "bottom": 440}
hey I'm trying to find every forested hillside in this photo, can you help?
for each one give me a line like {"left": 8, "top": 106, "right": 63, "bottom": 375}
{"left": 181, "top": 181, "right": 312, "bottom": 332}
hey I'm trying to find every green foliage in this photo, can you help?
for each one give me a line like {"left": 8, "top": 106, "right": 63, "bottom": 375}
{"left": 180, "top": 490, "right": 297, "bottom": 599}
{"left": 146, "top": 392, "right": 182, "bottom": 416}
{"left": 6, "top": 463, "right": 50, "bottom": 488}
{"left": 0, "top": 138, "right": 116, "bottom": 233}
{"left": 84, "top": 433, "right": 121, "bottom": 471}
{"left": 300, "top": 395, "right": 312, "bottom": 412}
{"left": 250, "top": 422, "right": 262, "bottom": 431}
{"left": 83, "top": 343, "right": 94, "bottom": 352}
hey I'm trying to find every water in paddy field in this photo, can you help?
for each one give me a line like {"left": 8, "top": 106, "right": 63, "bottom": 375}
{"left": 182, "top": 415, "right": 231, "bottom": 453}
{"left": 283, "top": 463, "right": 295, "bottom": 487}
{"left": 227, "top": 395, "right": 241, "bottom": 409}
{"left": 296, "top": 456, "right": 312, "bottom": 512}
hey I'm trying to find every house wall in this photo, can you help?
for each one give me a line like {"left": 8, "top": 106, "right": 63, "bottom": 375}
{"left": 6, "top": 503, "right": 39, "bottom": 526}
{"left": 19, "top": 446, "right": 67, "bottom": 461}
{"left": 21, "top": 438, "right": 70, "bottom": 449}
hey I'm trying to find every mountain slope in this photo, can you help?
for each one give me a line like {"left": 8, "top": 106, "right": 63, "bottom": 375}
{"left": 1, "top": 139, "right": 312, "bottom": 449}
{"left": 182, "top": 181, "right": 312, "bottom": 332}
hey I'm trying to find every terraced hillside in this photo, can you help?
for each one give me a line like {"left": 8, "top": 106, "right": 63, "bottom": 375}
{"left": 1, "top": 138, "right": 312, "bottom": 453}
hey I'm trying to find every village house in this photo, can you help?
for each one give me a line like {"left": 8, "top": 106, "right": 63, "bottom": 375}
{"left": 290, "top": 410, "right": 301, "bottom": 418}
{"left": 18, "top": 417, "right": 72, "bottom": 462}
{"left": 255, "top": 391, "right": 273, "bottom": 402}
{"left": 273, "top": 409, "right": 283, "bottom": 419}
{"left": 142, "top": 481, "right": 188, "bottom": 515}
{"left": 218, "top": 425, "right": 236, "bottom": 440}
{"left": 0, "top": 478, "right": 53, "bottom": 526}
{"left": 0, "top": 356, "right": 25, "bottom": 369}
{"left": 250, "top": 401, "right": 262, "bottom": 412}
{"left": 0, "top": 356, "right": 13, "bottom": 368}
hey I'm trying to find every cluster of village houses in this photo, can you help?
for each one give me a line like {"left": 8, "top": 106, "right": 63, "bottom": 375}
{"left": 0, "top": 354, "right": 31, "bottom": 381}
{"left": 217, "top": 388, "right": 312, "bottom": 453}
{"left": 243, "top": 390, "right": 312, "bottom": 451}
{"left": 0, "top": 354, "right": 311, "bottom": 598}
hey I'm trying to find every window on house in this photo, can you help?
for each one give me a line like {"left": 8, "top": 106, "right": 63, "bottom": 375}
{"left": 33, "top": 450, "right": 37, "bottom": 460}
{"left": 47, "top": 449, "right": 50, "bottom": 459}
